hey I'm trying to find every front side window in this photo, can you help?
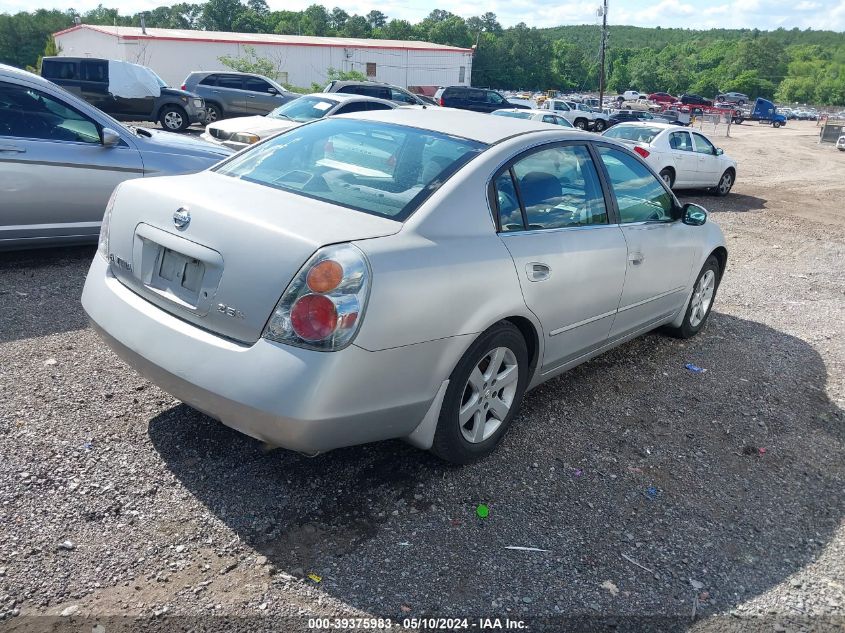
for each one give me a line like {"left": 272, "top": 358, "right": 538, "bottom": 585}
{"left": 597, "top": 146, "right": 673, "bottom": 223}
{"left": 81, "top": 60, "right": 107, "bottom": 82}
{"left": 542, "top": 115, "right": 556, "bottom": 124}
{"left": 215, "top": 118, "right": 486, "bottom": 221}
{"left": 269, "top": 96, "right": 339, "bottom": 122}
{"left": 496, "top": 145, "right": 608, "bottom": 231}
{"left": 0, "top": 82, "right": 100, "bottom": 144}
{"left": 41, "top": 60, "right": 77, "bottom": 80}
{"left": 390, "top": 88, "right": 417, "bottom": 104}
{"left": 692, "top": 133, "right": 716, "bottom": 155}
{"left": 245, "top": 78, "right": 273, "bottom": 93}
{"left": 487, "top": 91, "right": 504, "bottom": 105}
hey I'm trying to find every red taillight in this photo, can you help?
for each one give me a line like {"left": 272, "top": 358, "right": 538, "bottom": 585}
{"left": 180, "top": 84, "right": 186, "bottom": 91}
{"left": 439, "top": 97, "right": 445, "bottom": 106}
{"left": 291, "top": 294, "right": 338, "bottom": 341}
{"left": 634, "top": 146, "right": 650, "bottom": 158}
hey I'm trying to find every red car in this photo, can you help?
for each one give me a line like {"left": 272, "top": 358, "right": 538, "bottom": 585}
{"left": 648, "top": 92, "right": 678, "bottom": 104}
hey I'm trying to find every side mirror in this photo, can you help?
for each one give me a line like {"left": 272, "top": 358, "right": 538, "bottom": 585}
{"left": 682, "top": 203, "right": 708, "bottom": 226}
{"left": 267, "top": 87, "right": 277, "bottom": 94}
{"left": 101, "top": 127, "right": 121, "bottom": 147}
{"left": 715, "top": 148, "right": 724, "bottom": 156}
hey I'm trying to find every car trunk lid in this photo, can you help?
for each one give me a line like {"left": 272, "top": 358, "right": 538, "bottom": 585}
{"left": 107, "top": 171, "right": 401, "bottom": 343}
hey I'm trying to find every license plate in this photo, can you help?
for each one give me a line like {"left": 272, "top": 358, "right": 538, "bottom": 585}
{"left": 158, "top": 248, "right": 205, "bottom": 295}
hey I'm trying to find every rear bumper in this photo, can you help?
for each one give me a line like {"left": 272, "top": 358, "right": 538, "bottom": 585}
{"left": 82, "top": 255, "right": 465, "bottom": 453}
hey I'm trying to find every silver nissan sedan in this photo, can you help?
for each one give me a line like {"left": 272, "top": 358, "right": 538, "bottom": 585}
{"left": 82, "top": 108, "right": 727, "bottom": 464}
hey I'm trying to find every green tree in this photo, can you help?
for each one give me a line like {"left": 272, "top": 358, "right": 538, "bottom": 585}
{"left": 218, "top": 44, "right": 277, "bottom": 78}
{"left": 300, "top": 4, "right": 331, "bottom": 36}
{"left": 199, "top": 0, "right": 244, "bottom": 31}
{"left": 341, "top": 15, "right": 371, "bottom": 38}
{"left": 550, "top": 40, "right": 586, "bottom": 91}
{"left": 366, "top": 10, "right": 387, "bottom": 29}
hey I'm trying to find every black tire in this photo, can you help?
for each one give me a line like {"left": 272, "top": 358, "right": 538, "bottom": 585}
{"left": 204, "top": 103, "right": 223, "bottom": 125}
{"left": 158, "top": 105, "right": 190, "bottom": 132}
{"left": 737, "top": 100, "right": 746, "bottom": 106}
{"left": 574, "top": 118, "right": 588, "bottom": 130}
{"left": 713, "top": 169, "right": 734, "bottom": 197}
{"left": 772, "top": 121, "right": 782, "bottom": 129}
{"left": 658, "top": 168, "right": 675, "bottom": 189}
{"left": 431, "top": 321, "right": 529, "bottom": 465}
{"left": 664, "top": 256, "right": 721, "bottom": 339}
{"left": 593, "top": 119, "right": 606, "bottom": 132}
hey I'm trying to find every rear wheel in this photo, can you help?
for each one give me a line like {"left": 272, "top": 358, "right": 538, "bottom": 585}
{"left": 593, "top": 119, "right": 606, "bottom": 132}
{"left": 664, "top": 256, "right": 720, "bottom": 339}
{"left": 204, "top": 103, "right": 222, "bottom": 125}
{"left": 431, "top": 322, "right": 528, "bottom": 464}
{"left": 159, "top": 105, "right": 189, "bottom": 132}
{"left": 659, "top": 168, "right": 675, "bottom": 189}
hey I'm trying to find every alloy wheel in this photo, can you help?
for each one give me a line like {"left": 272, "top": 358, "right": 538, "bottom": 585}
{"left": 719, "top": 172, "right": 733, "bottom": 195}
{"left": 689, "top": 269, "right": 716, "bottom": 327}
{"left": 459, "top": 347, "right": 519, "bottom": 444}
{"left": 164, "top": 111, "right": 184, "bottom": 130}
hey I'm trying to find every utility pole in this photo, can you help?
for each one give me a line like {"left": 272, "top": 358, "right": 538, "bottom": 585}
{"left": 598, "top": 0, "right": 608, "bottom": 108}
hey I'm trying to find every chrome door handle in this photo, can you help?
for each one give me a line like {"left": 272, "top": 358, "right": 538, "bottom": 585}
{"left": 0, "top": 144, "right": 25, "bottom": 153}
{"left": 526, "top": 262, "right": 551, "bottom": 281}
{"left": 628, "top": 252, "right": 645, "bottom": 265}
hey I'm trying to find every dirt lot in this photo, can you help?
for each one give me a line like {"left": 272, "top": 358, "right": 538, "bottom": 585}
{"left": 0, "top": 120, "right": 843, "bottom": 633}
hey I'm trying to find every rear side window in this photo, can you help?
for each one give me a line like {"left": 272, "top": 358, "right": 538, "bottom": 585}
{"left": 446, "top": 87, "right": 469, "bottom": 100}
{"left": 494, "top": 145, "right": 608, "bottom": 231}
{"left": 604, "top": 125, "right": 662, "bottom": 143}
{"left": 216, "top": 76, "right": 244, "bottom": 90}
{"left": 597, "top": 146, "right": 673, "bottom": 223}
{"left": 199, "top": 75, "right": 218, "bottom": 86}
{"left": 41, "top": 60, "right": 77, "bottom": 80}
{"left": 215, "top": 118, "right": 486, "bottom": 221}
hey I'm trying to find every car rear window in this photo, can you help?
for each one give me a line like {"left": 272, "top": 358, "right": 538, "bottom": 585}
{"left": 492, "top": 111, "right": 531, "bottom": 120}
{"left": 268, "top": 96, "right": 339, "bottom": 122}
{"left": 604, "top": 125, "right": 662, "bottom": 143}
{"left": 214, "top": 118, "right": 487, "bottom": 221}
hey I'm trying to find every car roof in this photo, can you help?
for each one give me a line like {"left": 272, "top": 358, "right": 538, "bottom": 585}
{"left": 333, "top": 107, "right": 593, "bottom": 144}
{"left": 609, "top": 121, "right": 686, "bottom": 132}
{"left": 300, "top": 92, "right": 395, "bottom": 106}
{"left": 330, "top": 80, "right": 401, "bottom": 89}
{"left": 188, "top": 70, "right": 266, "bottom": 77}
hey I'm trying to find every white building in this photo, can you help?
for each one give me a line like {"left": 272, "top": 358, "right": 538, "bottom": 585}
{"left": 53, "top": 24, "right": 473, "bottom": 91}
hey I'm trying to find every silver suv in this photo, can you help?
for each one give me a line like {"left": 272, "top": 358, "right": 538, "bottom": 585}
{"left": 181, "top": 71, "right": 299, "bottom": 124}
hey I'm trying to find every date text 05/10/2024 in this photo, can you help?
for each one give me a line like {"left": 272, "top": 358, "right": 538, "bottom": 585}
{"left": 307, "top": 617, "right": 527, "bottom": 629}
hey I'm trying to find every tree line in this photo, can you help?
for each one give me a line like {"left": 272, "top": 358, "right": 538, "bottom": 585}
{"left": 2, "top": 1, "right": 844, "bottom": 105}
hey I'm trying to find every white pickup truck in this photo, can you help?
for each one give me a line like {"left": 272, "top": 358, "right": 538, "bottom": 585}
{"left": 541, "top": 98, "right": 610, "bottom": 131}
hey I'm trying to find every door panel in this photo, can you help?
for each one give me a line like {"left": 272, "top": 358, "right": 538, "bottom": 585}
{"left": 595, "top": 146, "right": 696, "bottom": 338}
{"left": 0, "top": 81, "right": 143, "bottom": 242}
{"left": 492, "top": 144, "right": 628, "bottom": 370}
{"left": 244, "top": 78, "right": 283, "bottom": 114}
{"left": 691, "top": 133, "right": 721, "bottom": 186}
{"left": 214, "top": 75, "right": 248, "bottom": 115}
{"left": 667, "top": 131, "right": 697, "bottom": 186}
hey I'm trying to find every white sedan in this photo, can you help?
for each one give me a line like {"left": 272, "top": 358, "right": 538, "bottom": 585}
{"left": 201, "top": 93, "right": 396, "bottom": 151}
{"left": 492, "top": 108, "right": 574, "bottom": 128}
{"left": 602, "top": 122, "right": 737, "bottom": 195}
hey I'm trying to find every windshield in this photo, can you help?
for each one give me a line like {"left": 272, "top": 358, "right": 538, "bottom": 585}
{"left": 603, "top": 125, "right": 663, "bottom": 143}
{"left": 269, "top": 96, "right": 338, "bottom": 122}
{"left": 149, "top": 70, "right": 168, "bottom": 88}
{"left": 215, "top": 118, "right": 487, "bottom": 221}
{"left": 492, "top": 111, "right": 531, "bottom": 120}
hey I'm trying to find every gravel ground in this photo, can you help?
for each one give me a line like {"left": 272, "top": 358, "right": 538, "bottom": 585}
{"left": 0, "top": 121, "right": 843, "bottom": 633}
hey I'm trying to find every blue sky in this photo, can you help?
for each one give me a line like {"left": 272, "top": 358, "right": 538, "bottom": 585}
{"left": 2, "top": 0, "right": 845, "bottom": 31}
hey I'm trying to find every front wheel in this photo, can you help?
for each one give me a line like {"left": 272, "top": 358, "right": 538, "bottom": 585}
{"left": 593, "top": 119, "right": 606, "bottom": 132}
{"left": 713, "top": 169, "right": 734, "bottom": 197}
{"left": 159, "top": 105, "right": 189, "bottom": 132}
{"left": 664, "top": 256, "right": 720, "bottom": 339}
{"left": 772, "top": 121, "right": 782, "bottom": 128}
{"left": 431, "top": 322, "right": 529, "bottom": 464}
{"left": 574, "top": 118, "right": 588, "bottom": 130}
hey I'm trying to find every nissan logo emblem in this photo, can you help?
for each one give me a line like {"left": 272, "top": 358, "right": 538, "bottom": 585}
{"left": 173, "top": 207, "right": 191, "bottom": 230}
